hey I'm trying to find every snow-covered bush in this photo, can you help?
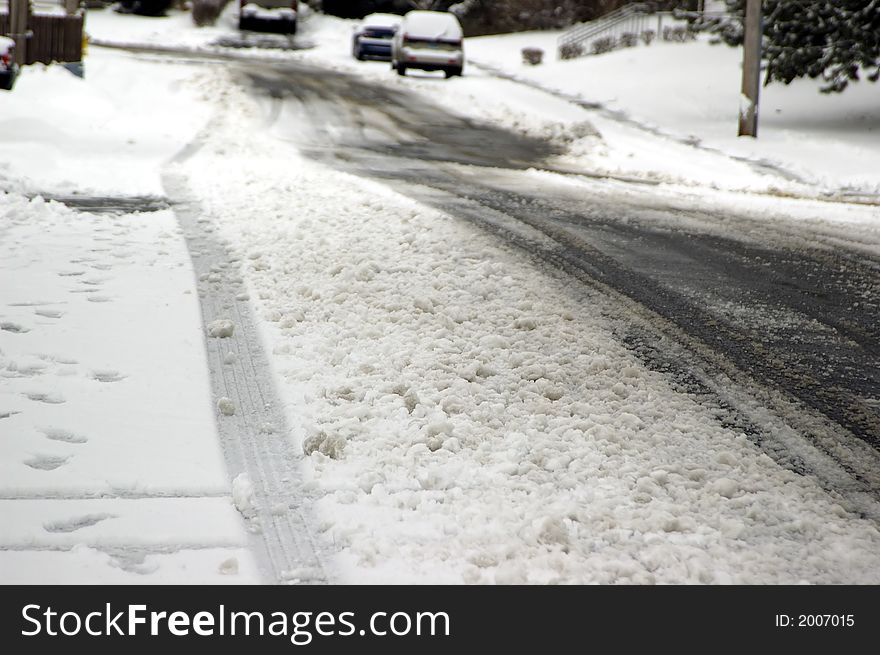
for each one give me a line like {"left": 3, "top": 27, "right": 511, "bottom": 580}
{"left": 662, "top": 25, "right": 697, "bottom": 42}
{"left": 191, "top": 0, "right": 229, "bottom": 26}
{"left": 619, "top": 32, "right": 638, "bottom": 48}
{"left": 591, "top": 36, "right": 615, "bottom": 55}
{"left": 559, "top": 42, "right": 585, "bottom": 60}
{"left": 521, "top": 46, "right": 544, "bottom": 65}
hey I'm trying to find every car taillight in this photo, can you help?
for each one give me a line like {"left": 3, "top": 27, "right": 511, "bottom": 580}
{"left": 291, "top": 0, "right": 297, "bottom": 10}
{"left": 1, "top": 53, "right": 9, "bottom": 66}
{"left": 402, "top": 33, "right": 409, "bottom": 44}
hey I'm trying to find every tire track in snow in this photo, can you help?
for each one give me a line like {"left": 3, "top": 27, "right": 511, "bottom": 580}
{"left": 393, "top": 176, "right": 880, "bottom": 521}
{"left": 162, "top": 166, "right": 332, "bottom": 584}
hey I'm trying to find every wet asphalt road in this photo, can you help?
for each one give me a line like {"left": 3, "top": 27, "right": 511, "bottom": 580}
{"left": 238, "top": 60, "right": 880, "bottom": 510}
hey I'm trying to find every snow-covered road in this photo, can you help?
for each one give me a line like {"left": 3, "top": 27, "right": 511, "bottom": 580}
{"left": 239, "top": 57, "right": 880, "bottom": 476}
{"left": 2, "top": 8, "right": 879, "bottom": 584}
{"left": 174, "top": 55, "right": 880, "bottom": 583}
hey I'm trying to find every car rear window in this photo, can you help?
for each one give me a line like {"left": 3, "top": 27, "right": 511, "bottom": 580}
{"left": 403, "top": 37, "right": 460, "bottom": 49}
{"left": 364, "top": 28, "right": 396, "bottom": 38}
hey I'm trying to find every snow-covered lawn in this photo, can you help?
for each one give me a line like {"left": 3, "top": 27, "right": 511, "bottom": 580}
{"left": 1, "top": 7, "right": 879, "bottom": 584}
{"left": 462, "top": 30, "right": 880, "bottom": 196}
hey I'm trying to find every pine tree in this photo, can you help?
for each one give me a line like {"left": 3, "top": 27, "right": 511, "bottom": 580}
{"left": 716, "top": 0, "right": 880, "bottom": 93}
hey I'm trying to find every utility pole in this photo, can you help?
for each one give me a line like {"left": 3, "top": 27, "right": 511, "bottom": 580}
{"left": 8, "top": 0, "right": 28, "bottom": 66}
{"left": 738, "top": 0, "right": 762, "bottom": 137}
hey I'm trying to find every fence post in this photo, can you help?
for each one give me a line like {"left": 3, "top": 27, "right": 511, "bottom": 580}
{"left": 8, "top": 0, "right": 29, "bottom": 65}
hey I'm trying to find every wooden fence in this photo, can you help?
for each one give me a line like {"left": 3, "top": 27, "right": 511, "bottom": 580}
{"left": 0, "top": 12, "right": 83, "bottom": 64}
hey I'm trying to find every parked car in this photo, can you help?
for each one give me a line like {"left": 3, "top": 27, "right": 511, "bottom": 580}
{"left": 239, "top": 0, "right": 298, "bottom": 34}
{"left": 352, "top": 13, "right": 401, "bottom": 62}
{"left": 0, "top": 37, "right": 19, "bottom": 91}
{"left": 391, "top": 10, "right": 464, "bottom": 78}
{"left": 115, "top": 0, "right": 173, "bottom": 15}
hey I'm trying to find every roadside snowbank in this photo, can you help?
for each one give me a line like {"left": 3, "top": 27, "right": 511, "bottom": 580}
{"left": 0, "top": 48, "right": 212, "bottom": 196}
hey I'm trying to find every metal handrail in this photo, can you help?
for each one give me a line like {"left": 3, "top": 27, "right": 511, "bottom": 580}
{"left": 558, "top": 2, "right": 656, "bottom": 49}
{"left": 556, "top": 4, "right": 733, "bottom": 59}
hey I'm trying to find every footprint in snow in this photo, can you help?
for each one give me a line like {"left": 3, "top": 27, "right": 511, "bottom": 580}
{"left": 42, "top": 428, "right": 88, "bottom": 444}
{"left": 37, "top": 354, "right": 78, "bottom": 365}
{"left": 44, "top": 513, "right": 114, "bottom": 533}
{"left": 57, "top": 270, "right": 86, "bottom": 277}
{"left": 25, "top": 454, "right": 69, "bottom": 471}
{"left": 87, "top": 296, "right": 112, "bottom": 303}
{"left": 105, "top": 550, "right": 159, "bottom": 576}
{"left": 1, "top": 410, "right": 22, "bottom": 420}
{"left": 1, "top": 322, "right": 29, "bottom": 334}
{"left": 34, "top": 308, "right": 64, "bottom": 319}
{"left": 1, "top": 364, "right": 45, "bottom": 379}
{"left": 90, "top": 264, "right": 112, "bottom": 271}
{"left": 25, "top": 392, "right": 65, "bottom": 404}
{"left": 91, "top": 370, "right": 125, "bottom": 383}
{"left": 8, "top": 301, "right": 58, "bottom": 307}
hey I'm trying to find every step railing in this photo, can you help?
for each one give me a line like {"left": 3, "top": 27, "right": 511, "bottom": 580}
{"left": 558, "top": 3, "right": 654, "bottom": 58}
{"left": 558, "top": 3, "right": 706, "bottom": 60}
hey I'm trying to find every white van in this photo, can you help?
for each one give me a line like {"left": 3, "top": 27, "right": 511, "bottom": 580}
{"left": 391, "top": 10, "right": 464, "bottom": 78}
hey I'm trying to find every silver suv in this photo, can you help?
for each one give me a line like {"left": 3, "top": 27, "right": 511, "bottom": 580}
{"left": 391, "top": 10, "right": 464, "bottom": 78}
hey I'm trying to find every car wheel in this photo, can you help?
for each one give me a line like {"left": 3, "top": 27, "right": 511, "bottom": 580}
{"left": 396, "top": 62, "right": 406, "bottom": 76}
{"left": 445, "top": 67, "right": 462, "bottom": 78}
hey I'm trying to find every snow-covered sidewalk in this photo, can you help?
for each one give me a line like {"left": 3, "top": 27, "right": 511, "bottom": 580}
{"left": 2, "top": 9, "right": 879, "bottom": 584}
{"left": 0, "top": 51, "right": 261, "bottom": 583}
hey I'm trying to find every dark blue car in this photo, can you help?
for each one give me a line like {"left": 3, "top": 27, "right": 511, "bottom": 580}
{"left": 352, "top": 13, "right": 401, "bottom": 62}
